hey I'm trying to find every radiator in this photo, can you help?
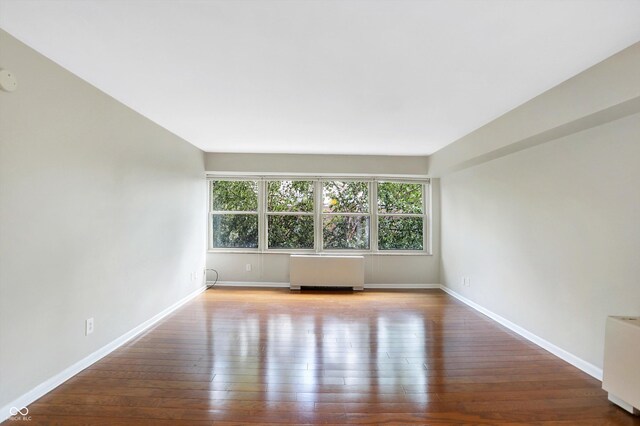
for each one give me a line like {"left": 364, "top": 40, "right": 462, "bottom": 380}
{"left": 602, "top": 316, "right": 640, "bottom": 415}
{"left": 289, "top": 255, "right": 364, "bottom": 291}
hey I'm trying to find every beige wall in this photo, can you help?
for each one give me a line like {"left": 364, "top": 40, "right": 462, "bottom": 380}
{"left": 440, "top": 113, "right": 640, "bottom": 369}
{"left": 429, "top": 42, "right": 640, "bottom": 177}
{"left": 0, "top": 30, "right": 206, "bottom": 409}
{"left": 205, "top": 153, "right": 439, "bottom": 285}
{"left": 436, "top": 42, "right": 640, "bottom": 371}
{"left": 205, "top": 152, "right": 428, "bottom": 176}
{"left": 208, "top": 252, "right": 439, "bottom": 285}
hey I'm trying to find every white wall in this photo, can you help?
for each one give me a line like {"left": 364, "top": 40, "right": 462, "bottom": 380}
{"left": 0, "top": 30, "right": 206, "bottom": 409}
{"left": 429, "top": 42, "right": 640, "bottom": 176}
{"left": 205, "top": 152, "right": 440, "bottom": 285}
{"left": 206, "top": 153, "right": 429, "bottom": 176}
{"left": 436, "top": 43, "right": 640, "bottom": 372}
{"left": 440, "top": 113, "right": 640, "bottom": 370}
{"left": 208, "top": 251, "right": 439, "bottom": 285}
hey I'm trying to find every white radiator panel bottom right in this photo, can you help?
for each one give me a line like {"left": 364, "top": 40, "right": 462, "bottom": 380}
{"left": 602, "top": 316, "right": 640, "bottom": 415}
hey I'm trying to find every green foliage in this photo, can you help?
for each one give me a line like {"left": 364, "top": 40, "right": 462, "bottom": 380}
{"left": 267, "top": 181, "right": 314, "bottom": 212}
{"left": 378, "top": 216, "right": 423, "bottom": 250}
{"left": 378, "top": 182, "right": 423, "bottom": 214}
{"left": 210, "top": 179, "right": 425, "bottom": 251}
{"left": 268, "top": 215, "right": 314, "bottom": 249}
{"left": 323, "top": 181, "right": 368, "bottom": 213}
{"left": 267, "top": 181, "right": 314, "bottom": 250}
{"left": 322, "top": 181, "right": 370, "bottom": 249}
{"left": 211, "top": 214, "right": 258, "bottom": 248}
{"left": 211, "top": 180, "right": 258, "bottom": 211}
{"left": 323, "top": 216, "right": 370, "bottom": 250}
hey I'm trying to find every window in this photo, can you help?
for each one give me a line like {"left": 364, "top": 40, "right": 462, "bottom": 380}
{"left": 322, "top": 181, "right": 370, "bottom": 250}
{"left": 208, "top": 177, "right": 428, "bottom": 253}
{"left": 377, "top": 182, "right": 424, "bottom": 250}
{"left": 267, "top": 180, "right": 314, "bottom": 250}
{"left": 210, "top": 180, "right": 259, "bottom": 248}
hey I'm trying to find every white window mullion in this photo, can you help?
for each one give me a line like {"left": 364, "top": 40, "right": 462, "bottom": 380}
{"left": 371, "top": 180, "right": 378, "bottom": 253}
{"left": 207, "top": 181, "right": 212, "bottom": 250}
{"left": 210, "top": 210, "right": 260, "bottom": 215}
{"left": 376, "top": 213, "right": 424, "bottom": 218}
{"left": 267, "top": 211, "right": 314, "bottom": 216}
{"left": 258, "top": 179, "right": 266, "bottom": 251}
{"left": 425, "top": 181, "right": 431, "bottom": 254}
{"left": 320, "top": 212, "right": 373, "bottom": 217}
{"left": 315, "top": 179, "right": 322, "bottom": 253}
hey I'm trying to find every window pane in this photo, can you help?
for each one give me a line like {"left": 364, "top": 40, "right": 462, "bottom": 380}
{"left": 211, "top": 214, "right": 258, "bottom": 248}
{"left": 267, "top": 180, "right": 314, "bottom": 212}
{"left": 267, "top": 215, "right": 314, "bottom": 249}
{"left": 323, "top": 181, "right": 369, "bottom": 213}
{"left": 211, "top": 180, "right": 258, "bottom": 211}
{"left": 378, "top": 216, "right": 423, "bottom": 250}
{"left": 377, "top": 182, "right": 423, "bottom": 214}
{"left": 323, "top": 215, "right": 370, "bottom": 249}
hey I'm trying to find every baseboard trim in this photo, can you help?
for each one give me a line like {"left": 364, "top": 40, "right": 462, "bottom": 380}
{"left": 215, "top": 281, "right": 290, "bottom": 288}
{"left": 440, "top": 285, "right": 603, "bottom": 380}
{"left": 365, "top": 283, "right": 441, "bottom": 289}
{"left": 0, "top": 285, "right": 206, "bottom": 422}
{"left": 214, "top": 281, "right": 441, "bottom": 290}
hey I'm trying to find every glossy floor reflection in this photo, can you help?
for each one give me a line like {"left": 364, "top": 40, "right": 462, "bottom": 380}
{"left": 21, "top": 288, "right": 638, "bottom": 425}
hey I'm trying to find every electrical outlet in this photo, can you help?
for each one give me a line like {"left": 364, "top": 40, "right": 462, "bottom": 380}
{"left": 190, "top": 271, "right": 197, "bottom": 281}
{"left": 462, "top": 276, "right": 471, "bottom": 287}
{"left": 245, "top": 263, "right": 252, "bottom": 272}
{"left": 85, "top": 318, "right": 94, "bottom": 336}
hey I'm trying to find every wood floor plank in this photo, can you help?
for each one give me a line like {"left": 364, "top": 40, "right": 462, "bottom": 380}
{"left": 5, "top": 288, "right": 638, "bottom": 425}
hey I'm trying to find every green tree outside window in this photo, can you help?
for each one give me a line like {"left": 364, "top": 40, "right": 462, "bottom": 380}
{"left": 211, "top": 180, "right": 259, "bottom": 248}
{"left": 377, "top": 182, "right": 424, "bottom": 250}
{"left": 267, "top": 181, "right": 314, "bottom": 249}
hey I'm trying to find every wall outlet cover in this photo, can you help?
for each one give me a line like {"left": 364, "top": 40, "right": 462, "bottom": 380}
{"left": 85, "top": 318, "right": 94, "bottom": 335}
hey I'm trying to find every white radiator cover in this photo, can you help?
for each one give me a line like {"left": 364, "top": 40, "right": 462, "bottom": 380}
{"left": 289, "top": 255, "right": 364, "bottom": 290}
{"left": 602, "top": 316, "right": 640, "bottom": 415}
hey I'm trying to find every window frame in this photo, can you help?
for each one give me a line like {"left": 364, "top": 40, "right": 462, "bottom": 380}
{"left": 376, "top": 180, "right": 426, "bottom": 252}
{"left": 265, "top": 179, "right": 316, "bottom": 252}
{"left": 208, "top": 177, "right": 261, "bottom": 252}
{"left": 207, "top": 175, "right": 430, "bottom": 255}
{"left": 320, "top": 179, "right": 372, "bottom": 252}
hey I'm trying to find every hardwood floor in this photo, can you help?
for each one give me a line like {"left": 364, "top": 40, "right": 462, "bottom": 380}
{"left": 10, "top": 288, "right": 639, "bottom": 425}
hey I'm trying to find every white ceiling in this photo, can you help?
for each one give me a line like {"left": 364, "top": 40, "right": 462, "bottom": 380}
{"left": 1, "top": 1, "right": 639, "bottom": 156}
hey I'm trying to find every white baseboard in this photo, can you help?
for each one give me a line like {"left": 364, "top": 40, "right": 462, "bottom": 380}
{"left": 364, "top": 283, "right": 441, "bottom": 289}
{"left": 0, "top": 285, "right": 206, "bottom": 422}
{"left": 439, "top": 285, "right": 603, "bottom": 381}
{"left": 215, "top": 281, "right": 290, "bottom": 288}
{"left": 215, "top": 281, "right": 441, "bottom": 289}
{"left": 216, "top": 281, "right": 441, "bottom": 290}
